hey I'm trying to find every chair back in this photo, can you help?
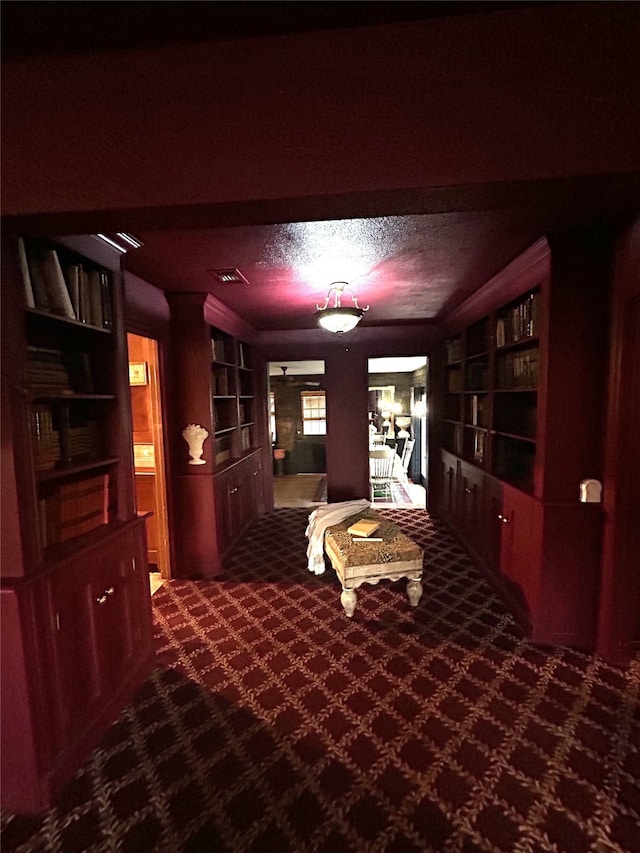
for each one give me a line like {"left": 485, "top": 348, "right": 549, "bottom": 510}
{"left": 370, "top": 433, "right": 386, "bottom": 446}
{"left": 369, "top": 446, "right": 396, "bottom": 480}
{"left": 401, "top": 439, "right": 415, "bottom": 472}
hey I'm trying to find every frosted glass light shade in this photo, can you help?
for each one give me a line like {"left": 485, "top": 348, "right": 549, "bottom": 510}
{"left": 316, "top": 307, "right": 363, "bottom": 334}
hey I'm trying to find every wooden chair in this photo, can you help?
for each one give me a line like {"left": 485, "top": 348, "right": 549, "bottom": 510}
{"left": 400, "top": 438, "right": 415, "bottom": 481}
{"left": 369, "top": 446, "right": 396, "bottom": 502}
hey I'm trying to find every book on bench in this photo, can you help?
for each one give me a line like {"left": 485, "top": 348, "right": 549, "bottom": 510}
{"left": 347, "top": 518, "right": 381, "bottom": 538}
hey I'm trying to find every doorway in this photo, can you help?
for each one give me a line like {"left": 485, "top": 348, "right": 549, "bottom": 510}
{"left": 269, "top": 360, "right": 327, "bottom": 507}
{"left": 368, "top": 356, "right": 428, "bottom": 508}
{"left": 127, "top": 333, "right": 171, "bottom": 587}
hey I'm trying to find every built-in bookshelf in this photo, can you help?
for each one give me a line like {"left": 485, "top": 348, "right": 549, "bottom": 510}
{"left": 439, "top": 287, "right": 541, "bottom": 491}
{"left": 211, "top": 328, "right": 257, "bottom": 468}
{"left": 491, "top": 289, "right": 540, "bottom": 490}
{"left": 16, "top": 239, "right": 127, "bottom": 560}
{"left": 2, "top": 234, "right": 153, "bottom": 811}
{"left": 434, "top": 235, "right": 614, "bottom": 653}
{"left": 443, "top": 332, "right": 463, "bottom": 456}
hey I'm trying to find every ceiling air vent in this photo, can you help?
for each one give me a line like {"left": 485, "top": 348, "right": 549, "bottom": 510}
{"left": 208, "top": 268, "right": 249, "bottom": 285}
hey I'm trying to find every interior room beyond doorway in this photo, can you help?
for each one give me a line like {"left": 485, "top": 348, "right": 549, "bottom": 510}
{"left": 368, "top": 356, "right": 428, "bottom": 508}
{"left": 270, "top": 360, "right": 327, "bottom": 508}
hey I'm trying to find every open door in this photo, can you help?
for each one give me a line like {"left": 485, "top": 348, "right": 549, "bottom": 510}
{"left": 128, "top": 333, "right": 171, "bottom": 579}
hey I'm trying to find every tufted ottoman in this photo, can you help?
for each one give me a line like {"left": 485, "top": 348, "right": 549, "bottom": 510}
{"left": 324, "top": 510, "right": 424, "bottom": 617}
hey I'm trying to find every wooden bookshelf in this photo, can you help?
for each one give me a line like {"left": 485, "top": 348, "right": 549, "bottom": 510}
{"left": 211, "top": 328, "right": 257, "bottom": 469}
{"left": 432, "top": 236, "right": 610, "bottom": 652}
{"left": 168, "top": 293, "right": 265, "bottom": 578}
{"left": 1, "top": 235, "right": 154, "bottom": 811}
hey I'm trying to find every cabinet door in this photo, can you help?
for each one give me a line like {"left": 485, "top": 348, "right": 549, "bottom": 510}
{"left": 48, "top": 525, "right": 152, "bottom": 746}
{"left": 459, "top": 461, "right": 485, "bottom": 550}
{"left": 248, "top": 454, "right": 264, "bottom": 518}
{"left": 49, "top": 560, "right": 101, "bottom": 743}
{"left": 215, "top": 468, "right": 238, "bottom": 555}
{"left": 486, "top": 479, "right": 542, "bottom": 626}
{"left": 90, "top": 529, "right": 152, "bottom": 696}
{"left": 439, "top": 451, "right": 460, "bottom": 522}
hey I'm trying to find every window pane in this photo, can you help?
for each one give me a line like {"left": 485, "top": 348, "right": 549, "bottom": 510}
{"left": 301, "top": 391, "right": 326, "bottom": 435}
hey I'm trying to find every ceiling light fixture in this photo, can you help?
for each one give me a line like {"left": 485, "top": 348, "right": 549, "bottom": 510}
{"left": 315, "top": 281, "right": 369, "bottom": 334}
{"left": 94, "top": 232, "right": 144, "bottom": 253}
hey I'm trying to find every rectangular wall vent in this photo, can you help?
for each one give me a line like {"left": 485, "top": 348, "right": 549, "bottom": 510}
{"left": 208, "top": 268, "right": 249, "bottom": 285}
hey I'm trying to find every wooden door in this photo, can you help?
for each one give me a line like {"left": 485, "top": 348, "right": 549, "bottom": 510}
{"left": 128, "top": 333, "right": 171, "bottom": 577}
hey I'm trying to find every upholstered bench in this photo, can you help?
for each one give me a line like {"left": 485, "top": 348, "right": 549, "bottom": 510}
{"left": 324, "top": 510, "right": 424, "bottom": 617}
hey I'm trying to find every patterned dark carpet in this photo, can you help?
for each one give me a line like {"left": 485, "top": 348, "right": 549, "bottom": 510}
{"left": 2, "top": 508, "right": 639, "bottom": 852}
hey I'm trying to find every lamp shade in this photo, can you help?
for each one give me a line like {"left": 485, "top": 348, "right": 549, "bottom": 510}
{"left": 316, "top": 306, "right": 364, "bottom": 334}
{"left": 315, "top": 281, "right": 369, "bottom": 334}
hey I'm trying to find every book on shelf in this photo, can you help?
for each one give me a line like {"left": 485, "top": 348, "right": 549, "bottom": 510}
{"left": 86, "top": 269, "right": 103, "bottom": 327}
{"left": 64, "top": 263, "right": 82, "bottom": 319}
{"left": 497, "top": 291, "right": 540, "bottom": 346}
{"left": 31, "top": 404, "right": 61, "bottom": 471}
{"left": 497, "top": 347, "right": 539, "bottom": 389}
{"left": 28, "top": 247, "right": 76, "bottom": 320}
{"left": 26, "top": 346, "right": 73, "bottom": 392}
{"left": 38, "top": 473, "right": 109, "bottom": 547}
{"left": 212, "top": 338, "right": 226, "bottom": 362}
{"left": 26, "top": 346, "right": 95, "bottom": 394}
{"left": 100, "top": 271, "right": 113, "bottom": 328}
{"left": 18, "top": 238, "right": 35, "bottom": 308}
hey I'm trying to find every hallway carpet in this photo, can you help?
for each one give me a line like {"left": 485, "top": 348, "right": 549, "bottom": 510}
{"left": 2, "top": 509, "right": 639, "bottom": 852}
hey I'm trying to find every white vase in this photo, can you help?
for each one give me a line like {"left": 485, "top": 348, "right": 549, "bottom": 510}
{"left": 182, "top": 423, "right": 209, "bottom": 465}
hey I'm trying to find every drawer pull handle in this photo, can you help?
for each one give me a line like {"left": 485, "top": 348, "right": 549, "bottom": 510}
{"left": 464, "top": 487, "right": 472, "bottom": 494}
{"left": 497, "top": 513, "right": 510, "bottom": 524}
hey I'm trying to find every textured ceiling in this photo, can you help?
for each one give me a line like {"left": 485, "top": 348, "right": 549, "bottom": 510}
{"left": 120, "top": 180, "right": 637, "bottom": 332}
{"left": 122, "top": 210, "right": 549, "bottom": 331}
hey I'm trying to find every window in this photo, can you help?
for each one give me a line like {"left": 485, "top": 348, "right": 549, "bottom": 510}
{"left": 301, "top": 391, "right": 326, "bottom": 435}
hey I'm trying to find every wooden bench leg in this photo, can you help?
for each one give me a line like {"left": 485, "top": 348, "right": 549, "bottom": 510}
{"left": 341, "top": 587, "right": 357, "bottom": 617}
{"left": 406, "top": 578, "right": 423, "bottom": 607}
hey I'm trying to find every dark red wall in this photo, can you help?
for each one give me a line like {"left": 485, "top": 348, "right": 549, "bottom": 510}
{"left": 3, "top": 5, "right": 639, "bottom": 228}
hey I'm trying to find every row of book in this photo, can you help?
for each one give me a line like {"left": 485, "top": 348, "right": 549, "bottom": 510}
{"left": 26, "top": 346, "right": 95, "bottom": 394}
{"left": 496, "top": 291, "right": 540, "bottom": 347}
{"left": 31, "top": 405, "right": 61, "bottom": 472}
{"left": 19, "top": 239, "right": 113, "bottom": 329}
{"left": 496, "top": 347, "right": 539, "bottom": 389}
{"left": 38, "top": 474, "right": 109, "bottom": 548}
{"left": 240, "top": 426, "right": 252, "bottom": 451}
{"left": 30, "top": 403, "right": 103, "bottom": 470}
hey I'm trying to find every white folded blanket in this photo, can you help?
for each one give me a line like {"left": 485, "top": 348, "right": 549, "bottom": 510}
{"left": 305, "top": 499, "right": 370, "bottom": 575}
